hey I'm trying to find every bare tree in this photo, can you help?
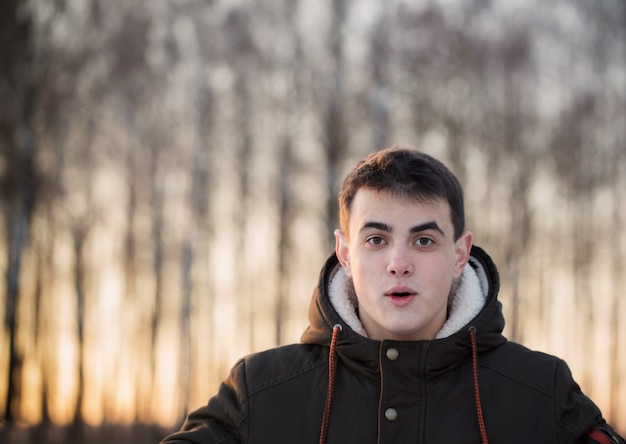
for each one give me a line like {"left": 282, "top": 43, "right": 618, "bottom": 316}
{"left": 108, "top": 4, "right": 158, "bottom": 419}
{"left": 180, "top": 55, "right": 216, "bottom": 420}
{"left": 274, "top": 135, "right": 294, "bottom": 345}
{"left": 550, "top": 93, "right": 598, "bottom": 389}
{"left": 270, "top": 0, "right": 303, "bottom": 346}
{"left": 368, "top": 2, "right": 392, "bottom": 151}
{"left": 495, "top": 27, "right": 536, "bottom": 342}
{"left": 0, "top": 0, "right": 38, "bottom": 423}
{"left": 322, "top": 0, "right": 349, "bottom": 249}
{"left": 188, "top": 0, "right": 221, "bottom": 405}
{"left": 608, "top": 143, "right": 624, "bottom": 428}
{"left": 223, "top": 5, "right": 258, "bottom": 351}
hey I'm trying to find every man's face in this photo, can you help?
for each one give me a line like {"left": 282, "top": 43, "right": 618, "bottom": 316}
{"left": 335, "top": 188, "right": 472, "bottom": 341}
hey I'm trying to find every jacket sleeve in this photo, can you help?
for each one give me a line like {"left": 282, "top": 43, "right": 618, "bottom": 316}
{"left": 583, "top": 426, "right": 626, "bottom": 444}
{"left": 553, "top": 358, "right": 625, "bottom": 444}
{"left": 160, "top": 359, "right": 248, "bottom": 444}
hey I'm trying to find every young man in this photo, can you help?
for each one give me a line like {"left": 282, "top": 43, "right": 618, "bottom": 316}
{"left": 161, "top": 147, "right": 624, "bottom": 443}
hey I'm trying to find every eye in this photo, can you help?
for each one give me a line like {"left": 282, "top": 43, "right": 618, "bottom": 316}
{"left": 415, "top": 237, "right": 434, "bottom": 247}
{"left": 366, "top": 236, "right": 386, "bottom": 246}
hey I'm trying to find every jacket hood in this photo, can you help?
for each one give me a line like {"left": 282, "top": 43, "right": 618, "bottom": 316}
{"left": 300, "top": 245, "right": 507, "bottom": 376}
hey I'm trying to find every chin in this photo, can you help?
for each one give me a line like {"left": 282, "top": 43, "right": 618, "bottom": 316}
{"left": 388, "top": 328, "right": 424, "bottom": 341}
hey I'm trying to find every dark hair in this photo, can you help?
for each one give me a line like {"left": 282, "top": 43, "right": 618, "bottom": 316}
{"left": 338, "top": 146, "right": 465, "bottom": 240}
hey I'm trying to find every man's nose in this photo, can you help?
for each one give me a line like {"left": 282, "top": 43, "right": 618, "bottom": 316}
{"left": 387, "top": 247, "right": 413, "bottom": 276}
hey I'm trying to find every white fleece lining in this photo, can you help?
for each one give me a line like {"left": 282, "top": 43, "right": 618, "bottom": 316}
{"left": 436, "top": 263, "right": 485, "bottom": 339}
{"left": 328, "top": 268, "right": 369, "bottom": 337}
{"left": 328, "top": 262, "right": 487, "bottom": 340}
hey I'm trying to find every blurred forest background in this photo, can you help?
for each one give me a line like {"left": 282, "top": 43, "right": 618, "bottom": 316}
{"left": 1, "top": 0, "right": 626, "bottom": 442}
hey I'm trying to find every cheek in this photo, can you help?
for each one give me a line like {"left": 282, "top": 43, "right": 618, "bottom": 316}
{"left": 422, "top": 257, "right": 457, "bottom": 282}
{"left": 348, "top": 257, "right": 372, "bottom": 284}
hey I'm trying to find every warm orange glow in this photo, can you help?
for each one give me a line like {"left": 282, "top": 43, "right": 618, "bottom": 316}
{"left": 20, "top": 358, "right": 42, "bottom": 424}
{"left": 51, "top": 335, "right": 77, "bottom": 425}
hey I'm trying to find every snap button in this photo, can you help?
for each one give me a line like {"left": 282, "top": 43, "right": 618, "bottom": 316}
{"left": 386, "top": 348, "right": 399, "bottom": 361}
{"left": 384, "top": 408, "right": 398, "bottom": 421}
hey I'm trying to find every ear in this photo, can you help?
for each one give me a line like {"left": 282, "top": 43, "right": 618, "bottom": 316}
{"left": 334, "top": 229, "right": 352, "bottom": 278}
{"left": 453, "top": 231, "right": 473, "bottom": 278}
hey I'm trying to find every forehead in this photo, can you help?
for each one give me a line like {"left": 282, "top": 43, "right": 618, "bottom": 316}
{"left": 349, "top": 188, "right": 452, "bottom": 228}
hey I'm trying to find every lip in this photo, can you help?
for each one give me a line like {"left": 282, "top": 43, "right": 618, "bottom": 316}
{"left": 385, "top": 286, "right": 417, "bottom": 307}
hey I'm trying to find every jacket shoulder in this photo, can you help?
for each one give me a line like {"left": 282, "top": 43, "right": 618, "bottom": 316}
{"left": 240, "top": 343, "right": 329, "bottom": 395}
{"left": 480, "top": 341, "right": 562, "bottom": 395}
{"left": 161, "top": 344, "right": 329, "bottom": 443}
{"left": 481, "top": 341, "right": 609, "bottom": 441}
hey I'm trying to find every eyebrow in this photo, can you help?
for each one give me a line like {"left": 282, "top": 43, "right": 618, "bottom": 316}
{"left": 360, "top": 221, "right": 446, "bottom": 237}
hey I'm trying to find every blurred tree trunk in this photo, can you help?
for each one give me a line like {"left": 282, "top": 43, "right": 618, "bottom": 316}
{"left": 1, "top": 130, "right": 33, "bottom": 424}
{"left": 275, "top": 136, "right": 294, "bottom": 346}
{"left": 149, "top": 141, "right": 165, "bottom": 407}
{"left": 323, "top": 0, "right": 348, "bottom": 248}
{"left": 71, "top": 221, "right": 88, "bottom": 427}
{"left": 234, "top": 70, "right": 254, "bottom": 350}
{"left": 609, "top": 153, "right": 623, "bottom": 425}
{"left": 273, "top": 0, "right": 302, "bottom": 346}
{"left": 33, "top": 241, "right": 51, "bottom": 425}
{"left": 123, "top": 134, "right": 141, "bottom": 419}
{"left": 35, "top": 80, "right": 67, "bottom": 426}
{"left": 70, "top": 114, "right": 96, "bottom": 428}
{"left": 551, "top": 92, "right": 597, "bottom": 390}
{"left": 369, "top": 2, "right": 391, "bottom": 151}
{"left": 224, "top": 6, "right": 257, "bottom": 351}
{"left": 0, "top": 0, "right": 37, "bottom": 423}
{"left": 497, "top": 29, "right": 534, "bottom": 343}
{"left": 191, "top": 3, "right": 219, "bottom": 401}
{"left": 179, "top": 78, "right": 215, "bottom": 418}
{"left": 611, "top": 6, "right": 626, "bottom": 425}
{"left": 587, "top": 4, "right": 625, "bottom": 418}
{"left": 106, "top": 3, "right": 155, "bottom": 421}
{"left": 180, "top": 236, "right": 192, "bottom": 418}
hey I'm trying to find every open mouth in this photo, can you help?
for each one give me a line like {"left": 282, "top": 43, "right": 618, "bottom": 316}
{"left": 386, "top": 286, "right": 416, "bottom": 297}
{"left": 387, "top": 293, "right": 415, "bottom": 307}
{"left": 391, "top": 292, "right": 412, "bottom": 297}
{"left": 386, "top": 287, "right": 416, "bottom": 306}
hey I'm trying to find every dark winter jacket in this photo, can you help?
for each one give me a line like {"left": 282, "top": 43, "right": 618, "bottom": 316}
{"left": 161, "top": 246, "right": 624, "bottom": 444}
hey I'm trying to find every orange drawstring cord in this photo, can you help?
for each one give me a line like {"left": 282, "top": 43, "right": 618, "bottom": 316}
{"left": 320, "top": 324, "right": 489, "bottom": 443}
{"left": 319, "top": 324, "right": 342, "bottom": 444}
{"left": 469, "top": 326, "right": 489, "bottom": 444}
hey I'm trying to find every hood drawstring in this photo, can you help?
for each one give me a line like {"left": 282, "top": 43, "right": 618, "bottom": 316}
{"left": 469, "top": 326, "right": 489, "bottom": 444}
{"left": 320, "top": 324, "right": 489, "bottom": 443}
{"left": 319, "top": 324, "right": 342, "bottom": 444}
